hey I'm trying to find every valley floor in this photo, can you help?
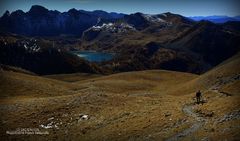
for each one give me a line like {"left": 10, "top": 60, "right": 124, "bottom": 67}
{"left": 0, "top": 53, "right": 240, "bottom": 141}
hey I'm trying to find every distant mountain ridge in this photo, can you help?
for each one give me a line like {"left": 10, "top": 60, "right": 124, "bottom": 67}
{"left": 189, "top": 15, "right": 240, "bottom": 23}
{"left": 0, "top": 5, "right": 125, "bottom": 36}
{"left": 1, "top": 5, "right": 238, "bottom": 36}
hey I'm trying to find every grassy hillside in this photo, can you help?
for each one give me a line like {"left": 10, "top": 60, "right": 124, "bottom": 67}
{"left": 170, "top": 52, "right": 240, "bottom": 96}
{"left": 0, "top": 53, "right": 239, "bottom": 140}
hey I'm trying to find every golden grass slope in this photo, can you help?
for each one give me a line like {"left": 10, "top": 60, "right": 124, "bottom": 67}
{"left": 0, "top": 52, "right": 239, "bottom": 141}
{"left": 0, "top": 70, "right": 79, "bottom": 98}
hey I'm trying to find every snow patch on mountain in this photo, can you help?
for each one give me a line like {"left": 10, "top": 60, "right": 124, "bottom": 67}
{"left": 92, "top": 23, "right": 114, "bottom": 30}
{"left": 89, "top": 22, "right": 136, "bottom": 33}
{"left": 142, "top": 14, "right": 166, "bottom": 23}
{"left": 161, "top": 13, "right": 167, "bottom": 17}
{"left": 19, "top": 39, "right": 41, "bottom": 52}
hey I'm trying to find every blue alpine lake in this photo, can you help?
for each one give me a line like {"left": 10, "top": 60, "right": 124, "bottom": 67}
{"left": 72, "top": 51, "right": 114, "bottom": 62}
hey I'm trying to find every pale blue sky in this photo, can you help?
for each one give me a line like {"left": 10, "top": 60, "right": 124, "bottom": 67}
{"left": 0, "top": 0, "right": 239, "bottom": 17}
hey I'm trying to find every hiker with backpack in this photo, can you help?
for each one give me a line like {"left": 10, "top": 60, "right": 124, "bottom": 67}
{"left": 196, "top": 90, "right": 202, "bottom": 104}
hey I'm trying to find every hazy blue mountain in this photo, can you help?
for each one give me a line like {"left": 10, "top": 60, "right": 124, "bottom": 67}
{"left": 189, "top": 15, "right": 240, "bottom": 23}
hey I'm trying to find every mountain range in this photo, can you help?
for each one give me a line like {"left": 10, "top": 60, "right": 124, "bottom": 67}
{"left": 0, "top": 5, "right": 240, "bottom": 75}
{"left": 0, "top": 5, "right": 125, "bottom": 36}
{"left": 1, "top": 5, "right": 239, "bottom": 36}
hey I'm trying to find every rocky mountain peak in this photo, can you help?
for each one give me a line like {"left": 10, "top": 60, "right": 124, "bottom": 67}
{"left": 2, "top": 10, "right": 10, "bottom": 17}
{"left": 29, "top": 5, "right": 49, "bottom": 14}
